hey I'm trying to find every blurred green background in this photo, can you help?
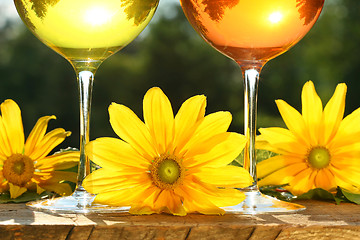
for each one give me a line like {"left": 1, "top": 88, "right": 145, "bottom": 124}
{"left": 0, "top": 0, "right": 359, "bottom": 151}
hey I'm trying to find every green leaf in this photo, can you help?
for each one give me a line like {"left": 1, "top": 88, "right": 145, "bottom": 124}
{"left": 297, "top": 188, "right": 335, "bottom": 201}
{"left": 260, "top": 184, "right": 294, "bottom": 202}
{"left": 339, "top": 188, "right": 360, "bottom": 204}
{"left": 232, "top": 149, "right": 277, "bottom": 167}
{"left": 0, "top": 191, "right": 55, "bottom": 204}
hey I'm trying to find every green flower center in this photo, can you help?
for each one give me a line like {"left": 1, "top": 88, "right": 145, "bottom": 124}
{"left": 158, "top": 159, "right": 180, "bottom": 184}
{"left": 150, "top": 154, "right": 184, "bottom": 190}
{"left": 3, "top": 154, "right": 35, "bottom": 186}
{"left": 307, "top": 147, "right": 331, "bottom": 169}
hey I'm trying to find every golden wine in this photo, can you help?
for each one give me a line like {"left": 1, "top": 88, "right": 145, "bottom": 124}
{"left": 14, "top": 0, "right": 159, "bottom": 61}
{"left": 180, "top": 0, "right": 324, "bottom": 62}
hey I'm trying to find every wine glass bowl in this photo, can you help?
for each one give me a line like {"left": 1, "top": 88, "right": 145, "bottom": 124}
{"left": 181, "top": 0, "right": 324, "bottom": 63}
{"left": 15, "top": 0, "right": 158, "bottom": 63}
{"left": 180, "top": 0, "right": 324, "bottom": 213}
{"left": 14, "top": 0, "right": 159, "bottom": 213}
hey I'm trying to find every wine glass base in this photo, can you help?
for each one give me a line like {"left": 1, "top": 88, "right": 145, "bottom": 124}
{"left": 26, "top": 190, "right": 129, "bottom": 214}
{"left": 223, "top": 190, "right": 305, "bottom": 214}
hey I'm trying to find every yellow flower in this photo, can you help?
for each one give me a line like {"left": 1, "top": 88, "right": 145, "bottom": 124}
{"left": 257, "top": 81, "right": 360, "bottom": 196}
{"left": 0, "top": 99, "right": 79, "bottom": 198}
{"left": 83, "top": 87, "right": 252, "bottom": 216}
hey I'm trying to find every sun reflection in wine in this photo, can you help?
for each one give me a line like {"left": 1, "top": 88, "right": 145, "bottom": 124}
{"left": 268, "top": 12, "right": 283, "bottom": 24}
{"left": 84, "top": 7, "right": 112, "bottom": 26}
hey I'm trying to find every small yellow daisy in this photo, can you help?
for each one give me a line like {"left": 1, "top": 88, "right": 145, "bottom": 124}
{"left": 257, "top": 81, "right": 360, "bottom": 195}
{"left": 0, "top": 99, "right": 79, "bottom": 198}
{"left": 83, "top": 87, "right": 252, "bottom": 216}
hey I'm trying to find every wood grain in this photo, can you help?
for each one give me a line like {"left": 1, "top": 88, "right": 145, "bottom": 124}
{"left": 0, "top": 200, "right": 359, "bottom": 240}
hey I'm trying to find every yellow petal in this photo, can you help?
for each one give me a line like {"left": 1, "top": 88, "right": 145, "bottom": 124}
{"left": 40, "top": 182, "right": 73, "bottom": 196}
{"left": 258, "top": 162, "right": 308, "bottom": 187}
{"left": 83, "top": 168, "right": 149, "bottom": 194}
{"left": 331, "top": 142, "right": 360, "bottom": 158}
{"left": 185, "top": 132, "right": 246, "bottom": 168}
{"left": 24, "top": 116, "right": 56, "bottom": 156}
{"left": 0, "top": 118, "right": 12, "bottom": 157}
{"left": 331, "top": 156, "right": 360, "bottom": 169}
{"left": 0, "top": 170, "right": 8, "bottom": 192}
{"left": 109, "top": 103, "right": 157, "bottom": 159}
{"left": 288, "top": 168, "right": 316, "bottom": 195}
{"left": 175, "top": 183, "right": 225, "bottom": 215}
{"left": 208, "top": 188, "right": 246, "bottom": 208}
{"left": 173, "top": 95, "right": 206, "bottom": 155}
{"left": 330, "top": 108, "right": 360, "bottom": 150}
{"left": 178, "top": 177, "right": 245, "bottom": 213}
{"left": 143, "top": 87, "right": 174, "bottom": 154}
{"left": 130, "top": 186, "right": 189, "bottom": 216}
{"left": 259, "top": 127, "right": 308, "bottom": 155}
{"left": 35, "top": 151, "right": 79, "bottom": 170}
{"left": 314, "top": 168, "right": 336, "bottom": 191}
{"left": 133, "top": 185, "right": 161, "bottom": 209}
{"left": 181, "top": 111, "right": 232, "bottom": 155}
{"left": 129, "top": 205, "right": 156, "bottom": 215}
{"left": 257, "top": 155, "right": 302, "bottom": 178}
{"left": 256, "top": 137, "right": 284, "bottom": 154}
{"left": 36, "top": 184, "right": 45, "bottom": 195}
{"left": 35, "top": 171, "right": 77, "bottom": 184}
{"left": 0, "top": 100, "right": 24, "bottom": 155}
{"left": 320, "top": 83, "right": 346, "bottom": 145}
{"left": 192, "top": 165, "right": 252, "bottom": 188}
{"left": 330, "top": 168, "right": 360, "bottom": 193}
{"left": 28, "top": 128, "right": 71, "bottom": 161}
{"left": 94, "top": 183, "right": 152, "bottom": 206}
{"left": 152, "top": 190, "right": 187, "bottom": 216}
{"left": 330, "top": 166, "right": 360, "bottom": 188}
{"left": 276, "top": 99, "right": 309, "bottom": 145}
{"left": 9, "top": 183, "right": 27, "bottom": 198}
{"left": 85, "top": 137, "right": 150, "bottom": 170}
{"left": 301, "top": 81, "right": 323, "bottom": 145}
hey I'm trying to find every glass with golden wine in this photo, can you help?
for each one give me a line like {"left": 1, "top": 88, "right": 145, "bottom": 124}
{"left": 180, "top": 0, "right": 325, "bottom": 213}
{"left": 14, "top": 0, "right": 159, "bottom": 213}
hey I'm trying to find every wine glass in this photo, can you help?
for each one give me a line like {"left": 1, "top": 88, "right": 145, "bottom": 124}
{"left": 180, "top": 0, "right": 325, "bottom": 213}
{"left": 14, "top": 0, "right": 159, "bottom": 213}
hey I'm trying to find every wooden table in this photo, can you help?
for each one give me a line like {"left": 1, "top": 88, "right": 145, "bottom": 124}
{"left": 0, "top": 200, "right": 359, "bottom": 240}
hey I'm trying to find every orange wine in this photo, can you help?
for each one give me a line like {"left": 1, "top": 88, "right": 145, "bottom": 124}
{"left": 180, "top": 0, "right": 324, "bottom": 62}
{"left": 14, "top": 0, "right": 159, "bottom": 62}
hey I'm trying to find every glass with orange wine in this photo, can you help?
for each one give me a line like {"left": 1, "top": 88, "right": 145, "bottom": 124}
{"left": 180, "top": 0, "right": 325, "bottom": 213}
{"left": 14, "top": 0, "right": 159, "bottom": 213}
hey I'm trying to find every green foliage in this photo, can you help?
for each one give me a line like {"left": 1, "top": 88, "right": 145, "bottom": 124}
{"left": 297, "top": 188, "right": 337, "bottom": 201}
{"left": 0, "top": 0, "right": 359, "bottom": 150}
{"left": 0, "top": 191, "right": 56, "bottom": 204}
{"left": 339, "top": 188, "right": 360, "bottom": 205}
{"left": 259, "top": 185, "right": 294, "bottom": 202}
{"left": 259, "top": 186, "right": 360, "bottom": 205}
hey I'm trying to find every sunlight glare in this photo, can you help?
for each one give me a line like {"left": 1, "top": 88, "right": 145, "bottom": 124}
{"left": 268, "top": 11, "right": 283, "bottom": 24}
{"left": 84, "top": 7, "right": 111, "bottom": 26}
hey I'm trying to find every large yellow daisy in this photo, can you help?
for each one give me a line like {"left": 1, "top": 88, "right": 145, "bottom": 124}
{"left": 0, "top": 99, "right": 79, "bottom": 199}
{"left": 257, "top": 81, "right": 360, "bottom": 196}
{"left": 83, "top": 87, "right": 252, "bottom": 216}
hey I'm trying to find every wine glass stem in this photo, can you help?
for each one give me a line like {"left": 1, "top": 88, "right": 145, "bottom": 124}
{"left": 76, "top": 70, "right": 94, "bottom": 191}
{"left": 239, "top": 61, "right": 265, "bottom": 191}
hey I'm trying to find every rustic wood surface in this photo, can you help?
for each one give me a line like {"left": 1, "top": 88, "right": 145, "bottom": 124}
{"left": 0, "top": 200, "right": 359, "bottom": 240}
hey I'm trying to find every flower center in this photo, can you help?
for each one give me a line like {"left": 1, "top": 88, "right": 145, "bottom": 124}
{"left": 307, "top": 146, "right": 331, "bottom": 169}
{"left": 150, "top": 154, "right": 184, "bottom": 190}
{"left": 2, "top": 154, "right": 35, "bottom": 186}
